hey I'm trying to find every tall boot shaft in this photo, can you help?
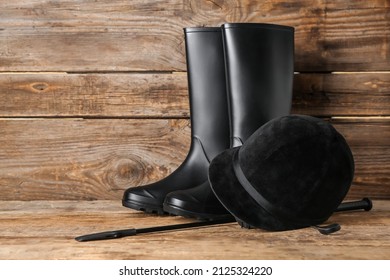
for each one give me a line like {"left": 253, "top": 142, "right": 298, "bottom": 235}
{"left": 185, "top": 28, "right": 230, "bottom": 160}
{"left": 122, "top": 27, "right": 230, "bottom": 214}
{"left": 222, "top": 23, "right": 294, "bottom": 146}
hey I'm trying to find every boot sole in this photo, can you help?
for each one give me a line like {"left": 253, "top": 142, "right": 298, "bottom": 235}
{"left": 235, "top": 217, "right": 255, "bottom": 229}
{"left": 122, "top": 199, "right": 168, "bottom": 216}
{"left": 163, "top": 202, "right": 232, "bottom": 221}
{"left": 165, "top": 201, "right": 255, "bottom": 228}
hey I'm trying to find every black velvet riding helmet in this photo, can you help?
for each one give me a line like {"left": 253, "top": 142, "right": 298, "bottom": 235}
{"left": 208, "top": 115, "right": 355, "bottom": 231}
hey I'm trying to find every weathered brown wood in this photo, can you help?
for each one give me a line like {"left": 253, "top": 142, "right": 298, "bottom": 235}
{"left": 0, "top": 72, "right": 189, "bottom": 117}
{"left": 1, "top": 72, "right": 389, "bottom": 117}
{"left": 292, "top": 73, "right": 390, "bottom": 116}
{"left": 0, "top": 0, "right": 388, "bottom": 72}
{"left": 0, "top": 200, "right": 388, "bottom": 259}
{"left": 332, "top": 118, "right": 390, "bottom": 200}
{"left": 0, "top": 118, "right": 191, "bottom": 200}
{"left": 0, "top": 118, "right": 388, "bottom": 200}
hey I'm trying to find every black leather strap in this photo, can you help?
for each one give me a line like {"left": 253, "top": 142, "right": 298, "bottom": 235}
{"left": 232, "top": 149, "right": 327, "bottom": 227}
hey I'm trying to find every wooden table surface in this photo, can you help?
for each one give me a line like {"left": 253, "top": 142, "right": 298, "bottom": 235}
{"left": 0, "top": 200, "right": 389, "bottom": 260}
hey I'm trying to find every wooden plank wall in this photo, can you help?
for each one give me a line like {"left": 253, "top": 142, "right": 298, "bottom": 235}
{"left": 0, "top": 0, "right": 389, "bottom": 201}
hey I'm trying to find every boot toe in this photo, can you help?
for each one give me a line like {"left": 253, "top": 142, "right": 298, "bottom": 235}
{"left": 164, "top": 190, "right": 201, "bottom": 209}
{"left": 163, "top": 183, "right": 231, "bottom": 220}
{"left": 122, "top": 186, "right": 166, "bottom": 214}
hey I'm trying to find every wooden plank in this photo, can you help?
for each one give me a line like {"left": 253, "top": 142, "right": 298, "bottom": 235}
{"left": 0, "top": 118, "right": 191, "bottom": 200}
{"left": 332, "top": 118, "right": 390, "bottom": 200}
{"left": 0, "top": 200, "right": 389, "bottom": 259}
{"left": 292, "top": 73, "right": 390, "bottom": 116}
{"left": 0, "top": 0, "right": 388, "bottom": 72}
{"left": 0, "top": 72, "right": 189, "bottom": 117}
{"left": 1, "top": 72, "right": 389, "bottom": 117}
{"left": 0, "top": 118, "right": 388, "bottom": 200}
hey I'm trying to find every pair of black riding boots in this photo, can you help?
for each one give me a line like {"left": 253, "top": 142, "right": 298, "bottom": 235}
{"left": 122, "top": 23, "right": 294, "bottom": 220}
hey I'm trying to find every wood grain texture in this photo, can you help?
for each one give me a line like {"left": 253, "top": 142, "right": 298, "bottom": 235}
{"left": 0, "top": 200, "right": 389, "bottom": 260}
{"left": 0, "top": 118, "right": 388, "bottom": 200}
{"left": 0, "top": 0, "right": 388, "bottom": 72}
{"left": 333, "top": 118, "right": 390, "bottom": 200}
{"left": 0, "top": 72, "right": 189, "bottom": 117}
{"left": 1, "top": 72, "right": 389, "bottom": 117}
{"left": 292, "top": 73, "right": 390, "bottom": 116}
{"left": 0, "top": 118, "right": 191, "bottom": 200}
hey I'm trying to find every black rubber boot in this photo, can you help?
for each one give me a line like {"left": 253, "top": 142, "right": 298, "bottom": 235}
{"left": 163, "top": 23, "right": 294, "bottom": 219}
{"left": 122, "top": 27, "right": 230, "bottom": 214}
